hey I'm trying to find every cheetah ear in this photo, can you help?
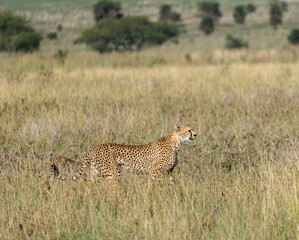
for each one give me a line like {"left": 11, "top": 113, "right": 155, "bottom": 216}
{"left": 175, "top": 126, "right": 180, "bottom": 132}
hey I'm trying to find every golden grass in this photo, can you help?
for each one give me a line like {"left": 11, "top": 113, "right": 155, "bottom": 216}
{"left": 0, "top": 50, "right": 298, "bottom": 239}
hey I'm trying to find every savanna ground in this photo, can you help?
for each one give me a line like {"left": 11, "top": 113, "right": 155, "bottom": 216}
{"left": 1, "top": 0, "right": 299, "bottom": 239}
{"left": 0, "top": 50, "right": 299, "bottom": 239}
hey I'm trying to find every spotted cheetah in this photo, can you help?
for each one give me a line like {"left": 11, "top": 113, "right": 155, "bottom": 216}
{"left": 73, "top": 126, "right": 196, "bottom": 181}
{"left": 51, "top": 156, "right": 81, "bottom": 180}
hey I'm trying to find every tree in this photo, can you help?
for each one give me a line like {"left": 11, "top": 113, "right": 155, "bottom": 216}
{"left": 56, "top": 24, "right": 63, "bottom": 32}
{"left": 269, "top": 1, "right": 282, "bottom": 28}
{"left": 233, "top": 5, "right": 246, "bottom": 24}
{"left": 74, "top": 16, "right": 179, "bottom": 52}
{"left": 280, "top": 1, "right": 288, "bottom": 12}
{"left": 159, "top": 4, "right": 171, "bottom": 21}
{"left": 93, "top": 0, "right": 122, "bottom": 22}
{"left": 226, "top": 35, "right": 248, "bottom": 49}
{"left": 199, "top": 15, "right": 214, "bottom": 35}
{"left": 0, "top": 10, "right": 42, "bottom": 52}
{"left": 159, "top": 4, "right": 181, "bottom": 23}
{"left": 198, "top": 2, "right": 222, "bottom": 19}
{"left": 288, "top": 28, "right": 299, "bottom": 45}
{"left": 246, "top": 3, "right": 256, "bottom": 13}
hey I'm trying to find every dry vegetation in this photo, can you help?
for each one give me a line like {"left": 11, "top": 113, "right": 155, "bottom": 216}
{"left": 0, "top": 50, "right": 299, "bottom": 239}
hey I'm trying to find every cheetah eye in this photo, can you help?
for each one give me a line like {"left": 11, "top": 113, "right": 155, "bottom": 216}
{"left": 188, "top": 130, "right": 191, "bottom": 132}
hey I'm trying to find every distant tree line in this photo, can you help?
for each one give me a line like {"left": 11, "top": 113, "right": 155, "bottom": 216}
{"left": 196, "top": 0, "right": 298, "bottom": 49}
{"left": 75, "top": 1, "right": 180, "bottom": 53}
{"left": 0, "top": 0, "right": 298, "bottom": 53}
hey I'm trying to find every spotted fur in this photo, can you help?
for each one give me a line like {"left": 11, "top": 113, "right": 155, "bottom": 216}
{"left": 73, "top": 126, "right": 196, "bottom": 181}
{"left": 51, "top": 156, "right": 81, "bottom": 180}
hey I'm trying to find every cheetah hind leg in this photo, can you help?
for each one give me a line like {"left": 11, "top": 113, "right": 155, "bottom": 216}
{"left": 90, "top": 163, "right": 103, "bottom": 182}
{"left": 73, "top": 156, "right": 91, "bottom": 180}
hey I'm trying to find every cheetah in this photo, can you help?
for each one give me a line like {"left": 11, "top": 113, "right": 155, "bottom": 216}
{"left": 50, "top": 156, "right": 81, "bottom": 180}
{"left": 73, "top": 126, "right": 196, "bottom": 181}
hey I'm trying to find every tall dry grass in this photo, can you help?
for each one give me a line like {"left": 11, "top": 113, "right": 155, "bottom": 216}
{"left": 0, "top": 51, "right": 298, "bottom": 239}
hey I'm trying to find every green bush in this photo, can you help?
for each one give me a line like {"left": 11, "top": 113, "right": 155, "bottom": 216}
{"left": 198, "top": 2, "right": 222, "bottom": 19}
{"left": 0, "top": 11, "right": 34, "bottom": 35}
{"left": 74, "top": 16, "right": 179, "bottom": 52}
{"left": 288, "top": 28, "right": 299, "bottom": 45}
{"left": 170, "top": 12, "right": 181, "bottom": 22}
{"left": 56, "top": 24, "right": 63, "bottom": 32}
{"left": 280, "top": 1, "right": 288, "bottom": 11}
{"left": 47, "top": 32, "right": 57, "bottom": 40}
{"left": 12, "top": 32, "right": 42, "bottom": 52}
{"left": 233, "top": 5, "right": 246, "bottom": 24}
{"left": 246, "top": 3, "right": 257, "bottom": 13}
{"left": 0, "top": 10, "right": 42, "bottom": 52}
{"left": 93, "top": 0, "right": 122, "bottom": 22}
{"left": 226, "top": 35, "right": 248, "bottom": 49}
{"left": 199, "top": 15, "right": 214, "bottom": 35}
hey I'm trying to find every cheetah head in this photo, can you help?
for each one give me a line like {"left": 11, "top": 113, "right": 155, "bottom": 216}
{"left": 175, "top": 126, "right": 197, "bottom": 142}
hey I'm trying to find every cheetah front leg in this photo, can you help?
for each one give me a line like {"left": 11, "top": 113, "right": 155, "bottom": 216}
{"left": 151, "top": 153, "right": 177, "bottom": 182}
{"left": 151, "top": 171, "right": 175, "bottom": 182}
{"left": 151, "top": 173, "right": 161, "bottom": 182}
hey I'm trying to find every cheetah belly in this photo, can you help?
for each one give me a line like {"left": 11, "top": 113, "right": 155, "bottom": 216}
{"left": 122, "top": 154, "right": 152, "bottom": 172}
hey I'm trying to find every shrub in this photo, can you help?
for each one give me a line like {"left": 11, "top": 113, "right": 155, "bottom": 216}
{"left": 199, "top": 15, "right": 214, "bottom": 35}
{"left": 56, "top": 24, "right": 63, "bottom": 32}
{"left": 0, "top": 10, "right": 42, "bottom": 52}
{"left": 93, "top": 0, "right": 122, "bottom": 22}
{"left": 170, "top": 12, "right": 181, "bottom": 22}
{"left": 288, "top": 28, "right": 299, "bottom": 45}
{"left": 159, "top": 4, "right": 181, "bottom": 23}
{"left": 54, "top": 49, "right": 68, "bottom": 64}
{"left": 246, "top": 3, "right": 256, "bottom": 13}
{"left": 198, "top": 2, "right": 222, "bottom": 19}
{"left": 233, "top": 5, "right": 246, "bottom": 24}
{"left": 226, "top": 35, "right": 248, "bottom": 49}
{"left": 74, "top": 16, "right": 179, "bottom": 52}
{"left": 46, "top": 32, "right": 57, "bottom": 40}
{"left": 12, "top": 32, "right": 42, "bottom": 52}
{"left": 269, "top": 1, "right": 282, "bottom": 28}
{"left": 281, "top": 1, "right": 288, "bottom": 11}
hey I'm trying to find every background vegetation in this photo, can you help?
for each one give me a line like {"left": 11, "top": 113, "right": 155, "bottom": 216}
{"left": 0, "top": 10, "right": 42, "bottom": 52}
{"left": 1, "top": 0, "right": 299, "bottom": 51}
{"left": 74, "top": 16, "right": 179, "bottom": 53}
{"left": 0, "top": 0, "right": 299, "bottom": 239}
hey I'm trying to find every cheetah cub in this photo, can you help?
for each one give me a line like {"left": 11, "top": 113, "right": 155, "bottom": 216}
{"left": 73, "top": 126, "right": 196, "bottom": 181}
{"left": 50, "top": 156, "right": 81, "bottom": 180}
